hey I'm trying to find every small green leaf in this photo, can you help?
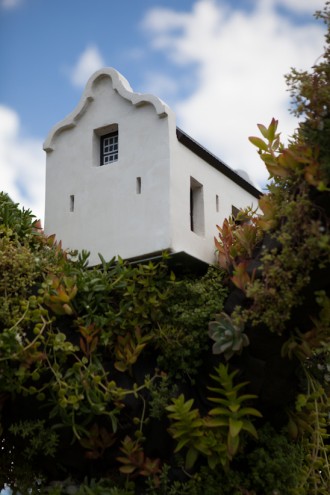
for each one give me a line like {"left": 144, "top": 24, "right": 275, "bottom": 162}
{"left": 257, "top": 123, "right": 269, "bottom": 140}
{"left": 267, "top": 118, "right": 278, "bottom": 141}
{"left": 185, "top": 447, "right": 199, "bottom": 470}
{"left": 242, "top": 420, "right": 258, "bottom": 438}
{"left": 229, "top": 417, "right": 243, "bottom": 437}
{"left": 237, "top": 407, "right": 262, "bottom": 418}
{"left": 227, "top": 432, "right": 240, "bottom": 457}
{"left": 249, "top": 136, "right": 268, "bottom": 151}
{"left": 205, "top": 418, "right": 228, "bottom": 428}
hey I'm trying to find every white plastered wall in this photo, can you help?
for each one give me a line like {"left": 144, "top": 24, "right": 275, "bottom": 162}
{"left": 44, "top": 71, "right": 174, "bottom": 265}
{"left": 169, "top": 135, "right": 259, "bottom": 265}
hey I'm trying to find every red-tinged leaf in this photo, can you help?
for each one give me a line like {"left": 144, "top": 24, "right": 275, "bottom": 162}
{"left": 266, "top": 163, "right": 290, "bottom": 178}
{"left": 90, "top": 337, "right": 98, "bottom": 354}
{"left": 57, "top": 288, "right": 70, "bottom": 303}
{"left": 217, "top": 251, "right": 228, "bottom": 270}
{"left": 80, "top": 337, "right": 87, "bottom": 354}
{"left": 84, "top": 450, "right": 100, "bottom": 460}
{"left": 231, "top": 262, "right": 251, "bottom": 292}
{"left": 214, "top": 236, "right": 223, "bottom": 251}
{"left": 140, "top": 457, "right": 161, "bottom": 476}
{"left": 278, "top": 150, "right": 299, "bottom": 170}
{"left": 46, "top": 234, "right": 56, "bottom": 246}
{"left": 32, "top": 219, "right": 43, "bottom": 231}
{"left": 248, "top": 136, "right": 268, "bottom": 152}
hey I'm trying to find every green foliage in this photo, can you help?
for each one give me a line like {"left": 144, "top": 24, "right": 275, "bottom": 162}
{"left": 207, "top": 364, "right": 261, "bottom": 458}
{"left": 155, "top": 266, "right": 227, "bottom": 379}
{"left": 285, "top": 4, "right": 330, "bottom": 187}
{"left": 147, "top": 374, "right": 179, "bottom": 420}
{"left": 0, "top": 192, "right": 41, "bottom": 243}
{"left": 9, "top": 420, "right": 59, "bottom": 459}
{"left": 166, "top": 365, "right": 261, "bottom": 469}
{"left": 192, "top": 424, "right": 305, "bottom": 495}
{"left": 71, "top": 255, "right": 171, "bottom": 343}
{"left": 146, "top": 424, "right": 305, "bottom": 495}
{"left": 211, "top": 6, "right": 330, "bottom": 493}
{"left": 286, "top": 375, "right": 330, "bottom": 495}
{"left": 0, "top": 196, "right": 229, "bottom": 492}
{"left": 215, "top": 207, "right": 262, "bottom": 268}
{"left": 116, "top": 435, "right": 161, "bottom": 479}
{"left": 166, "top": 394, "right": 217, "bottom": 470}
{"left": 243, "top": 117, "right": 330, "bottom": 333}
{"left": 242, "top": 424, "right": 305, "bottom": 495}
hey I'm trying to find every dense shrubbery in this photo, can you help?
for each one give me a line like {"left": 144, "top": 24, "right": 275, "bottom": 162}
{"left": 1, "top": 4, "right": 330, "bottom": 494}
{"left": 0, "top": 192, "right": 229, "bottom": 493}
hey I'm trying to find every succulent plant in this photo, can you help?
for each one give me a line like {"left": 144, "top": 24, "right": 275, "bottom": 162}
{"left": 208, "top": 313, "right": 249, "bottom": 360}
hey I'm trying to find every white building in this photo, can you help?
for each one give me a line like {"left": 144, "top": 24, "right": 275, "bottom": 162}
{"left": 44, "top": 68, "right": 260, "bottom": 267}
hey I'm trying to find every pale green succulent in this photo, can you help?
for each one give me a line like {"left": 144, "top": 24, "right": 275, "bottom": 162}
{"left": 208, "top": 312, "right": 249, "bottom": 360}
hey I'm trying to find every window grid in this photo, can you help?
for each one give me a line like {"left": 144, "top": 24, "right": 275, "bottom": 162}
{"left": 101, "top": 132, "right": 118, "bottom": 165}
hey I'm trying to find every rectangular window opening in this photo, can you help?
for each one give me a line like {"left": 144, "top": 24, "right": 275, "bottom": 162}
{"left": 190, "top": 177, "right": 205, "bottom": 236}
{"left": 70, "top": 195, "right": 75, "bottom": 212}
{"left": 216, "top": 194, "right": 219, "bottom": 212}
{"left": 232, "top": 205, "right": 240, "bottom": 220}
{"left": 100, "top": 130, "right": 118, "bottom": 166}
{"left": 136, "top": 177, "right": 141, "bottom": 194}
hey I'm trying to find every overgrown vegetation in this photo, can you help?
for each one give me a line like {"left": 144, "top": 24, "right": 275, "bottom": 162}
{"left": 1, "top": 3, "right": 330, "bottom": 494}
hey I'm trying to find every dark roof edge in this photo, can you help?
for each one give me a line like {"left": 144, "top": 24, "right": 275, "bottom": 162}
{"left": 176, "top": 128, "right": 262, "bottom": 199}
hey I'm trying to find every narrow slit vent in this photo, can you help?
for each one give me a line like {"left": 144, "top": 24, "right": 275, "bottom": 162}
{"left": 136, "top": 177, "right": 141, "bottom": 194}
{"left": 70, "top": 195, "right": 75, "bottom": 212}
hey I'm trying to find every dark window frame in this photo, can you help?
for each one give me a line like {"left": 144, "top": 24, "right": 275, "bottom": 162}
{"left": 100, "top": 131, "right": 119, "bottom": 166}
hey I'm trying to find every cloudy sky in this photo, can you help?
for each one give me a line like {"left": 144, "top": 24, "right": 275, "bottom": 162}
{"left": 0, "top": 0, "right": 326, "bottom": 222}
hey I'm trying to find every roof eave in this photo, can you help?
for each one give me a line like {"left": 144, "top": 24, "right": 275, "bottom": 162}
{"left": 176, "top": 128, "right": 262, "bottom": 199}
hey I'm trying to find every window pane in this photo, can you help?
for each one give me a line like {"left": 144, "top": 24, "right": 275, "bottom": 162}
{"left": 101, "top": 131, "right": 119, "bottom": 165}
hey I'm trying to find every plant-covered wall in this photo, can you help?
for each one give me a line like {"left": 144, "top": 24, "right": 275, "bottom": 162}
{"left": 1, "top": 4, "right": 330, "bottom": 494}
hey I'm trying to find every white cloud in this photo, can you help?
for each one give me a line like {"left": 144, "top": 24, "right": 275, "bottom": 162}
{"left": 142, "top": 71, "right": 179, "bottom": 97}
{"left": 142, "top": 0, "right": 326, "bottom": 189}
{"left": 0, "top": 105, "right": 45, "bottom": 223}
{"left": 69, "top": 44, "right": 106, "bottom": 88}
{"left": 0, "top": 0, "right": 23, "bottom": 9}
{"left": 275, "top": 0, "right": 324, "bottom": 14}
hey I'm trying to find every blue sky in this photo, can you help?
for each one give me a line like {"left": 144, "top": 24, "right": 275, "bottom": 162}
{"left": 0, "top": 0, "right": 326, "bottom": 222}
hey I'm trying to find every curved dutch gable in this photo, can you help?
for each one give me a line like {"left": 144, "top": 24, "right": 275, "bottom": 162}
{"left": 43, "top": 67, "right": 170, "bottom": 152}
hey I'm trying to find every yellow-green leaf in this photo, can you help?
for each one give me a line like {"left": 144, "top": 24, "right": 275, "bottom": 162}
{"left": 249, "top": 136, "right": 269, "bottom": 151}
{"left": 229, "top": 417, "right": 243, "bottom": 437}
